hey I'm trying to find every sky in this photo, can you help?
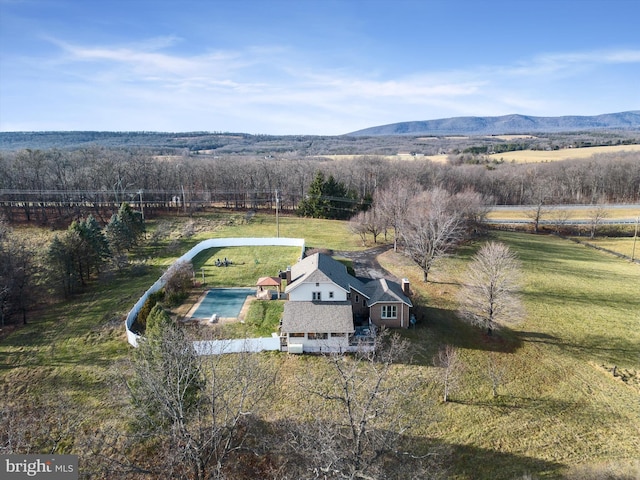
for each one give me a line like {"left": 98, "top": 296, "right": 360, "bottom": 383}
{"left": 1, "top": 0, "right": 639, "bottom": 135}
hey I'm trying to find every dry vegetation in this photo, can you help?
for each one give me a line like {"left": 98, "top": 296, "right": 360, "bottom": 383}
{"left": 489, "top": 144, "right": 640, "bottom": 163}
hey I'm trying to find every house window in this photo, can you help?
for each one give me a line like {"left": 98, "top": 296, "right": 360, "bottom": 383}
{"left": 355, "top": 294, "right": 359, "bottom": 303}
{"left": 308, "top": 332, "right": 328, "bottom": 340}
{"left": 330, "top": 333, "right": 346, "bottom": 337}
{"left": 329, "top": 291, "right": 334, "bottom": 299}
{"left": 315, "top": 282, "right": 320, "bottom": 287}
{"left": 381, "top": 305, "right": 397, "bottom": 319}
{"left": 312, "top": 291, "right": 321, "bottom": 301}
{"left": 289, "top": 333, "right": 305, "bottom": 338}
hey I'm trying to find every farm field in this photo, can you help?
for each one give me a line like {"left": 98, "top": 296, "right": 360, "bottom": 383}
{"left": 1, "top": 214, "right": 639, "bottom": 479}
{"left": 488, "top": 144, "right": 640, "bottom": 163}
{"left": 487, "top": 205, "right": 640, "bottom": 221}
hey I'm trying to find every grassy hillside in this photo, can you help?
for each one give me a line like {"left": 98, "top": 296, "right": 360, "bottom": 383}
{"left": 1, "top": 215, "right": 638, "bottom": 479}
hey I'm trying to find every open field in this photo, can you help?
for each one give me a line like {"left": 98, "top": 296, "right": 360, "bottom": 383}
{"left": 570, "top": 236, "right": 640, "bottom": 260}
{"left": 488, "top": 144, "right": 640, "bottom": 163}
{"left": 1, "top": 215, "right": 639, "bottom": 479}
{"left": 487, "top": 205, "right": 640, "bottom": 221}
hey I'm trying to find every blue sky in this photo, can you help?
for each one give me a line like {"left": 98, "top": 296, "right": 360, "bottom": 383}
{"left": 1, "top": 0, "right": 639, "bottom": 134}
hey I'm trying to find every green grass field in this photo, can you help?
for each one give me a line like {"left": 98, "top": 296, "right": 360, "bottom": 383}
{"left": 1, "top": 214, "right": 639, "bottom": 479}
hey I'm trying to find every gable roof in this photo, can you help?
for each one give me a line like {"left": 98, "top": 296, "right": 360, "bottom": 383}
{"left": 286, "top": 252, "right": 367, "bottom": 295}
{"left": 364, "top": 278, "right": 413, "bottom": 307}
{"left": 281, "top": 301, "right": 355, "bottom": 333}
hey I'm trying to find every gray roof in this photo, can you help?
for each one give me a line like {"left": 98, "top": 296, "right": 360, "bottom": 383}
{"left": 281, "top": 301, "right": 355, "bottom": 333}
{"left": 286, "top": 252, "right": 367, "bottom": 295}
{"left": 364, "top": 278, "right": 412, "bottom": 307}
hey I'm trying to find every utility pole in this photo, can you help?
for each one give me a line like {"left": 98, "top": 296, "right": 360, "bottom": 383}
{"left": 275, "top": 189, "right": 280, "bottom": 238}
{"left": 137, "top": 189, "right": 144, "bottom": 220}
{"left": 632, "top": 216, "right": 639, "bottom": 262}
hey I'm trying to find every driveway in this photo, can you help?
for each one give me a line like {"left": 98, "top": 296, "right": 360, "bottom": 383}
{"left": 336, "top": 244, "right": 399, "bottom": 282}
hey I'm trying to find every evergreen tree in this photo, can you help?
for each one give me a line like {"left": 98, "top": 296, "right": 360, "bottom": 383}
{"left": 297, "top": 171, "right": 358, "bottom": 219}
{"left": 105, "top": 202, "right": 145, "bottom": 255}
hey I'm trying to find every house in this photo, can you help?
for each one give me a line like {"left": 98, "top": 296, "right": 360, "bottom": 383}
{"left": 280, "top": 252, "right": 413, "bottom": 353}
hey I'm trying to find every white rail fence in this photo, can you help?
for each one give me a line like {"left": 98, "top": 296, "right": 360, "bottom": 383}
{"left": 125, "top": 237, "right": 305, "bottom": 347}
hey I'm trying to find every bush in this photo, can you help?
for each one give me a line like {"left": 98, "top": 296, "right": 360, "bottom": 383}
{"left": 136, "top": 290, "right": 166, "bottom": 333}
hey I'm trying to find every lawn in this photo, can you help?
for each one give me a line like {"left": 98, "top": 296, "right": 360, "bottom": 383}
{"left": 1, "top": 215, "right": 639, "bottom": 479}
{"left": 571, "top": 236, "right": 640, "bottom": 260}
{"left": 190, "top": 245, "right": 301, "bottom": 287}
{"left": 376, "top": 231, "right": 640, "bottom": 479}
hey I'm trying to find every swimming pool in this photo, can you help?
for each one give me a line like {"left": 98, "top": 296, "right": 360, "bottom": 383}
{"left": 191, "top": 288, "right": 255, "bottom": 319}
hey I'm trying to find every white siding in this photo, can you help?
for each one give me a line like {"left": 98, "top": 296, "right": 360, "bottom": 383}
{"left": 288, "top": 282, "right": 347, "bottom": 302}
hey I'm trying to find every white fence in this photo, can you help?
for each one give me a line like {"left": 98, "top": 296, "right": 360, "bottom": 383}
{"left": 193, "top": 335, "right": 282, "bottom": 355}
{"left": 125, "top": 237, "right": 305, "bottom": 347}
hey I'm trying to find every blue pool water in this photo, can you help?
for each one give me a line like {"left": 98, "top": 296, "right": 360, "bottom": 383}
{"left": 191, "top": 288, "right": 255, "bottom": 319}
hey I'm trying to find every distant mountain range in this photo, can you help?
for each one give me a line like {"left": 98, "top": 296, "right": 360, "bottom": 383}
{"left": 347, "top": 111, "right": 640, "bottom": 136}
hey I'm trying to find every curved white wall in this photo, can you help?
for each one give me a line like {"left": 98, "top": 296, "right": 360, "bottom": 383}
{"left": 125, "top": 237, "right": 305, "bottom": 346}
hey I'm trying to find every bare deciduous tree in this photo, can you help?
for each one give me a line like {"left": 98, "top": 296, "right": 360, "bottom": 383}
{"left": 291, "top": 332, "right": 434, "bottom": 479}
{"left": 348, "top": 207, "right": 386, "bottom": 246}
{"left": 348, "top": 211, "right": 369, "bottom": 246}
{"left": 588, "top": 204, "right": 609, "bottom": 239}
{"left": 400, "top": 188, "right": 465, "bottom": 282}
{"left": 433, "top": 344, "right": 464, "bottom": 403}
{"left": 458, "top": 241, "right": 524, "bottom": 336}
{"left": 127, "top": 314, "right": 277, "bottom": 480}
{"left": 374, "top": 178, "right": 421, "bottom": 252}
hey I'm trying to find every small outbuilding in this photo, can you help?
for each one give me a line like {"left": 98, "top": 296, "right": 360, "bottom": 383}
{"left": 256, "top": 276, "right": 282, "bottom": 299}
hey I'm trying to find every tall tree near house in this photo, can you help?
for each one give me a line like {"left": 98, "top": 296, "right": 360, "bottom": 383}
{"left": 400, "top": 188, "right": 465, "bottom": 282}
{"left": 458, "top": 241, "right": 524, "bottom": 336}
{"left": 374, "top": 178, "right": 421, "bottom": 251}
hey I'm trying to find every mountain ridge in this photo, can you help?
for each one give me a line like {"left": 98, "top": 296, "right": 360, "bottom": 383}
{"left": 347, "top": 111, "right": 640, "bottom": 136}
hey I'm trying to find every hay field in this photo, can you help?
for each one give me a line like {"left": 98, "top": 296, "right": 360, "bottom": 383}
{"left": 489, "top": 144, "right": 640, "bottom": 163}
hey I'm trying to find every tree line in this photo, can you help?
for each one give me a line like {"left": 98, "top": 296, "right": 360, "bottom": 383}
{"left": 1, "top": 147, "right": 639, "bottom": 224}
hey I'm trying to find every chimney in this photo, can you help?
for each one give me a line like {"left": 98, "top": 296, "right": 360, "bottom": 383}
{"left": 402, "top": 278, "right": 411, "bottom": 296}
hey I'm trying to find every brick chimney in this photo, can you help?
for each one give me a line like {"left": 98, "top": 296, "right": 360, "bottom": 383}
{"left": 402, "top": 278, "right": 411, "bottom": 296}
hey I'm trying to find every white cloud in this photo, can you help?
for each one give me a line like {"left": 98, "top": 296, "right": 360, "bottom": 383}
{"left": 4, "top": 37, "right": 640, "bottom": 133}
